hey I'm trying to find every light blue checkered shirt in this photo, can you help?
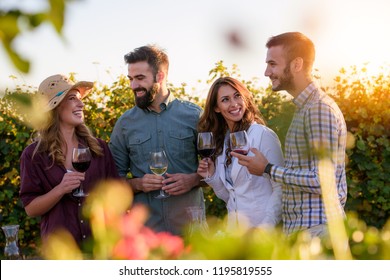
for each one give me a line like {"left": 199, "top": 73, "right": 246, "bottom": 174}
{"left": 270, "top": 82, "right": 348, "bottom": 235}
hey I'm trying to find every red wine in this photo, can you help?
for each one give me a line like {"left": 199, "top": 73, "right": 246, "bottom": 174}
{"left": 232, "top": 149, "right": 249, "bottom": 155}
{"left": 198, "top": 148, "right": 215, "bottom": 158}
{"left": 72, "top": 161, "right": 91, "bottom": 172}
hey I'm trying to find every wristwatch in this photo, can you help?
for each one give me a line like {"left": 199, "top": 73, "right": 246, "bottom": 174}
{"left": 264, "top": 163, "right": 274, "bottom": 175}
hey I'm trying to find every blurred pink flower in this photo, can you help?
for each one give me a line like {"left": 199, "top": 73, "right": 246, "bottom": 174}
{"left": 112, "top": 234, "right": 150, "bottom": 259}
{"left": 119, "top": 205, "right": 149, "bottom": 237}
{"left": 152, "top": 231, "right": 185, "bottom": 259}
{"left": 111, "top": 205, "right": 187, "bottom": 260}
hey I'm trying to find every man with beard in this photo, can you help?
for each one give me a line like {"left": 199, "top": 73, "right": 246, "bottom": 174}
{"left": 231, "top": 32, "right": 347, "bottom": 238}
{"left": 109, "top": 45, "right": 205, "bottom": 236}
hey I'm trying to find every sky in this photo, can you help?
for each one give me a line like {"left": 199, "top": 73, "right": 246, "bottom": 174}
{"left": 1, "top": 0, "right": 390, "bottom": 97}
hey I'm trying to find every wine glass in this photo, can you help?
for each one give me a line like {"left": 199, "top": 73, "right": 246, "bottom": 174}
{"left": 185, "top": 206, "right": 209, "bottom": 238}
{"left": 197, "top": 132, "right": 216, "bottom": 179}
{"left": 230, "top": 130, "right": 250, "bottom": 155}
{"left": 72, "top": 146, "right": 92, "bottom": 197}
{"left": 2, "top": 225, "right": 20, "bottom": 259}
{"left": 149, "top": 150, "right": 169, "bottom": 199}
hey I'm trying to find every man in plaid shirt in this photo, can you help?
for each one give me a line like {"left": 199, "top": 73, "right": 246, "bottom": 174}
{"left": 231, "top": 32, "right": 347, "bottom": 237}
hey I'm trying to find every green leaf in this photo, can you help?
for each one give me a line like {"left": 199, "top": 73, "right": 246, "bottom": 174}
{"left": 356, "top": 139, "right": 366, "bottom": 151}
{"left": 49, "top": 0, "right": 66, "bottom": 33}
{"left": 3, "top": 40, "right": 30, "bottom": 73}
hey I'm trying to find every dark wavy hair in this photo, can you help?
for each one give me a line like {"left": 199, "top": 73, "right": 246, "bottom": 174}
{"left": 197, "top": 77, "right": 265, "bottom": 161}
{"left": 124, "top": 44, "right": 169, "bottom": 77}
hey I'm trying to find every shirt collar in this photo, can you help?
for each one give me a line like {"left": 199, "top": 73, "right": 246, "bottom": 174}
{"left": 161, "top": 90, "right": 175, "bottom": 109}
{"left": 146, "top": 90, "right": 175, "bottom": 112}
{"left": 293, "top": 82, "right": 317, "bottom": 109}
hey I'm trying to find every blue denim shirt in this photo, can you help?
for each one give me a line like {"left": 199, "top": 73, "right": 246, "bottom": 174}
{"left": 109, "top": 93, "right": 204, "bottom": 236}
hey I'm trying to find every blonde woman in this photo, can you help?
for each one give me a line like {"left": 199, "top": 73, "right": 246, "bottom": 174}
{"left": 19, "top": 74, "right": 119, "bottom": 247}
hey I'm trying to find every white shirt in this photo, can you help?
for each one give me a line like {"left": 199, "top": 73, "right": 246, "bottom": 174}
{"left": 205, "top": 123, "right": 284, "bottom": 231}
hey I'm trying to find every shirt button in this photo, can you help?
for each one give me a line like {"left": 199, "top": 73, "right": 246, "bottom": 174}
{"left": 78, "top": 203, "right": 81, "bottom": 207}
{"left": 83, "top": 235, "right": 86, "bottom": 239}
{"left": 80, "top": 220, "right": 84, "bottom": 223}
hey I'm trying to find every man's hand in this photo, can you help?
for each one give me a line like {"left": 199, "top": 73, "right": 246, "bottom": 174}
{"left": 162, "top": 173, "right": 199, "bottom": 196}
{"left": 130, "top": 174, "right": 164, "bottom": 193}
{"left": 230, "top": 147, "right": 268, "bottom": 176}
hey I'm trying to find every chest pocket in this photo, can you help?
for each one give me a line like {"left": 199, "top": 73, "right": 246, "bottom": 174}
{"left": 128, "top": 133, "right": 152, "bottom": 164}
{"left": 168, "top": 128, "right": 195, "bottom": 159}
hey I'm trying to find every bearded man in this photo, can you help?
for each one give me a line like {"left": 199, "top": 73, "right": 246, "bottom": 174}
{"left": 109, "top": 45, "right": 204, "bottom": 236}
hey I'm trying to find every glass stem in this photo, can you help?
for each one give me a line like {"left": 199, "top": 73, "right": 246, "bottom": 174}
{"left": 79, "top": 183, "right": 84, "bottom": 194}
{"left": 206, "top": 157, "right": 209, "bottom": 179}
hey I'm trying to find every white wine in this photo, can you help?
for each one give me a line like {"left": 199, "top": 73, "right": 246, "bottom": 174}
{"left": 149, "top": 150, "right": 170, "bottom": 199}
{"left": 150, "top": 166, "right": 167, "bottom": 176}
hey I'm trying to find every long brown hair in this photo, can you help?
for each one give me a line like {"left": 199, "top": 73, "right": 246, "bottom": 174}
{"left": 197, "top": 77, "right": 265, "bottom": 159}
{"left": 32, "top": 108, "right": 103, "bottom": 168}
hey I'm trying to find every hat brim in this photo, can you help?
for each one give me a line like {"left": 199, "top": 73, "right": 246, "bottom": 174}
{"left": 69, "top": 81, "right": 94, "bottom": 99}
{"left": 45, "top": 81, "right": 94, "bottom": 111}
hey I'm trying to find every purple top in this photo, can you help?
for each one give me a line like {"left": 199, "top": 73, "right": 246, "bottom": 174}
{"left": 19, "top": 138, "right": 119, "bottom": 246}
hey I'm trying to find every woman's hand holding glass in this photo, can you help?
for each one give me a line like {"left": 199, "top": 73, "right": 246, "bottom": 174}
{"left": 60, "top": 171, "right": 85, "bottom": 195}
{"left": 197, "top": 157, "right": 215, "bottom": 179}
{"left": 197, "top": 132, "right": 216, "bottom": 179}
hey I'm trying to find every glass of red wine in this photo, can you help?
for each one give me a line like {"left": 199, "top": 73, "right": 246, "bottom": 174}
{"left": 72, "top": 146, "right": 91, "bottom": 197}
{"left": 197, "top": 132, "right": 216, "bottom": 178}
{"left": 230, "top": 130, "right": 250, "bottom": 155}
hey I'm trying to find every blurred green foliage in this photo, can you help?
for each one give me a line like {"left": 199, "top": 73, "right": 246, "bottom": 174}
{"left": 0, "top": 0, "right": 68, "bottom": 73}
{"left": 0, "top": 62, "right": 389, "bottom": 259}
{"left": 185, "top": 212, "right": 390, "bottom": 260}
{"left": 330, "top": 66, "right": 390, "bottom": 228}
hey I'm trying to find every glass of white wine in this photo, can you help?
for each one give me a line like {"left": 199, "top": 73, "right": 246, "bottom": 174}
{"left": 149, "top": 150, "right": 169, "bottom": 199}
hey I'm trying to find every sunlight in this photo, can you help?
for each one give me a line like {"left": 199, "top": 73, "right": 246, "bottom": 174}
{"left": 318, "top": 0, "right": 390, "bottom": 79}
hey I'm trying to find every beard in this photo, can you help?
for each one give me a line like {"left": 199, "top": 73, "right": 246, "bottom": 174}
{"left": 134, "top": 83, "right": 159, "bottom": 109}
{"left": 271, "top": 64, "right": 295, "bottom": 92}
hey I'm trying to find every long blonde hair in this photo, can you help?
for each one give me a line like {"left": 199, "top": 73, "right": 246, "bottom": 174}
{"left": 32, "top": 108, "right": 103, "bottom": 168}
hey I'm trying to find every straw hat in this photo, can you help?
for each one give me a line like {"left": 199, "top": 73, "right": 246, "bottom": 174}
{"left": 38, "top": 74, "right": 94, "bottom": 111}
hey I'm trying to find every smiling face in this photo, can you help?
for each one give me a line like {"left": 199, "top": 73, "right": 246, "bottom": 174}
{"left": 214, "top": 84, "right": 246, "bottom": 131}
{"left": 57, "top": 89, "right": 85, "bottom": 128}
{"left": 264, "top": 45, "right": 295, "bottom": 92}
{"left": 127, "top": 61, "right": 160, "bottom": 109}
